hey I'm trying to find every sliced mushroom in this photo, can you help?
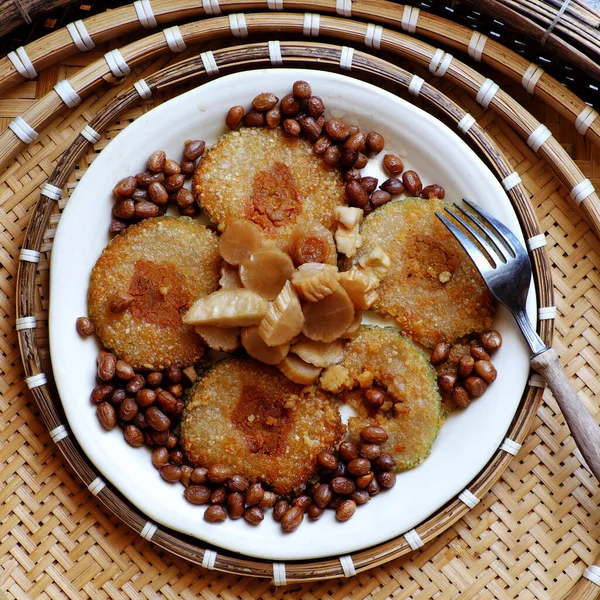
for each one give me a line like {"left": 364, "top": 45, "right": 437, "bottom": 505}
{"left": 302, "top": 285, "right": 355, "bottom": 343}
{"left": 241, "top": 326, "right": 289, "bottom": 365}
{"left": 258, "top": 281, "right": 305, "bottom": 346}
{"left": 335, "top": 224, "right": 363, "bottom": 258}
{"left": 183, "top": 289, "right": 268, "bottom": 327}
{"left": 340, "top": 310, "right": 363, "bottom": 339}
{"left": 219, "top": 262, "right": 242, "bottom": 289}
{"left": 337, "top": 267, "right": 379, "bottom": 310}
{"left": 289, "top": 222, "right": 337, "bottom": 266}
{"left": 291, "top": 338, "right": 345, "bottom": 367}
{"left": 219, "top": 219, "right": 264, "bottom": 265}
{"left": 239, "top": 248, "right": 294, "bottom": 301}
{"left": 291, "top": 263, "right": 339, "bottom": 303}
{"left": 195, "top": 325, "right": 241, "bottom": 352}
{"left": 278, "top": 354, "right": 322, "bottom": 385}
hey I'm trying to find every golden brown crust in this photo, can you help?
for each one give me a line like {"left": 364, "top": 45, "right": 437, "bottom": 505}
{"left": 88, "top": 217, "right": 220, "bottom": 370}
{"left": 193, "top": 127, "right": 346, "bottom": 248}
{"left": 181, "top": 358, "right": 343, "bottom": 494}
{"left": 358, "top": 199, "right": 494, "bottom": 348}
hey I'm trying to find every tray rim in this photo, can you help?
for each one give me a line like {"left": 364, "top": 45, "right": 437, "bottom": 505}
{"left": 15, "top": 41, "right": 554, "bottom": 583}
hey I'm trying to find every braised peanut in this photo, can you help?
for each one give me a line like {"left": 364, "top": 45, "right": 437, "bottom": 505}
{"left": 208, "top": 464, "right": 230, "bottom": 484}
{"left": 382, "top": 154, "right": 404, "bottom": 176}
{"left": 474, "top": 360, "right": 497, "bottom": 383}
{"left": 115, "top": 360, "right": 134, "bottom": 381}
{"left": 430, "top": 342, "right": 451, "bottom": 365}
{"left": 346, "top": 180, "right": 369, "bottom": 208}
{"left": 97, "top": 402, "right": 116, "bottom": 429}
{"left": 452, "top": 385, "right": 471, "bottom": 408}
{"left": 325, "top": 118, "right": 350, "bottom": 141}
{"left": 471, "top": 345, "right": 490, "bottom": 361}
{"left": 145, "top": 406, "right": 170, "bottom": 431}
{"left": 402, "top": 170, "right": 423, "bottom": 195}
{"left": 91, "top": 384, "right": 113, "bottom": 404}
{"left": 160, "top": 464, "right": 181, "bottom": 483}
{"left": 293, "top": 80, "right": 312, "bottom": 99}
{"left": 339, "top": 440, "right": 359, "bottom": 462}
{"left": 185, "top": 484, "right": 212, "bottom": 504}
{"left": 114, "top": 199, "right": 135, "bottom": 220}
{"left": 119, "top": 397, "right": 138, "bottom": 421}
{"left": 148, "top": 182, "right": 169, "bottom": 206}
{"left": 204, "top": 505, "right": 227, "bottom": 522}
{"left": 273, "top": 500, "right": 290, "bottom": 522}
{"left": 359, "top": 176, "right": 378, "bottom": 195}
{"left": 365, "top": 388, "right": 385, "bottom": 407}
{"left": 147, "top": 150, "right": 166, "bottom": 172}
{"left": 109, "top": 292, "right": 133, "bottom": 313}
{"left": 307, "top": 96, "right": 325, "bottom": 119}
{"left": 124, "top": 424, "right": 144, "bottom": 447}
{"left": 366, "top": 131, "right": 384, "bottom": 154}
{"left": 421, "top": 184, "right": 445, "bottom": 199}
{"left": 370, "top": 190, "right": 392, "bottom": 207}
{"left": 244, "top": 109, "right": 265, "bottom": 127}
{"left": 266, "top": 107, "right": 282, "bottom": 128}
{"left": 281, "top": 506, "right": 304, "bottom": 532}
{"left": 97, "top": 351, "right": 116, "bottom": 381}
{"left": 283, "top": 118, "right": 301, "bottom": 137}
{"left": 183, "top": 140, "right": 205, "bottom": 160}
{"left": 314, "top": 483, "right": 333, "bottom": 508}
{"left": 114, "top": 176, "right": 137, "bottom": 197}
{"left": 438, "top": 374, "right": 457, "bottom": 394}
{"left": 348, "top": 458, "right": 371, "bottom": 477}
{"left": 336, "top": 499, "right": 356, "bottom": 521}
{"left": 360, "top": 426, "right": 388, "bottom": 444}
{"left": 227, "top": 492, "right": 245, "bottom": 519}
{"left": 359, "top": 443, "right": 381, "bottom": 460}
{"left": 373, "top": 454, "right": 396, "bottom": 471}
{"left": 458, "top": 355, "right": 475, "bottom": 377}
{"left": 134, "top": 201, "right": 160, "bottom": 218}
{"left": 481, "top": 330, "right": 502, "bottom": 351}
{"left": 76, "top": 317, "right": 95, "bottom": 336}
{"left": 464, "top": 376, "right": 487, "bottom": 397}
{"left": 377, "top": 471, "right": 396, "bottom": 489}
{"left": 281, "top": 94, "right": 301, "bottom": 115}
{"left": 226, "top": 106, "right": 245, "bottom": 129}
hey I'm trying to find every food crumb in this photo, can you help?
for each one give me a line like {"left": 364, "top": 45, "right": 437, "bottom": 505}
{"left": 439, "top": 271, "right": 452, "bottom": 283}
{"left": 320, "top": 364, "right": 350, "bottom": 393}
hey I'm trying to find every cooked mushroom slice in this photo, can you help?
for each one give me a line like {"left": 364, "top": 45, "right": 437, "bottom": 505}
{"left": 335, "top": 224, "right": 363, "bottom": 258}
{"left": 289, "top": 222, "right": 337, "bottom": 266}
{"left": 258, "top": 281, "right": 304, "bottom": 346}
{"left": 302, "top": 285, "right": 355, "bottom": 343}
{"left": 291, "top": 338, "right": 345, "bottom": 367}
{"left": 340, "top": 310, "right": 363, "bottom": 339}
{"left": 337, "top": 267, "right": 379, "bottom": 310}
{"left": 218, "top": 219, "right": 264, "bottom": 265}
{"left": 239, "top": 248, "right": 294, "bottom": 301}
{"left": 195, "top": 325, "right": 241, "bottom": 352}
{"left": 183, "top": 289, "right": 268, "bottom": 327}
{"left": 357, "top": 245, "right": 391, "bottom": 280}
{"left": 241, "top": 326, "right": 290, "bottom": 365}
{"left": 279, "top": 354, "right": 322, "bottom": 385}
{"left": 291, "top": 263, "right": 339, "bottom": 303}
{"left": 219, "top": 262, "right": 242, "bottom": 289}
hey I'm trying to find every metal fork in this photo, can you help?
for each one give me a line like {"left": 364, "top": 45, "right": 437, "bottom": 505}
{"left": 436, "top": 198, "right": 600, "bottom": 481}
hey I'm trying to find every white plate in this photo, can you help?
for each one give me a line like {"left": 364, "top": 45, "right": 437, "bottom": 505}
{"left": 50, "top": 69, "right": 535, "bottom": 561}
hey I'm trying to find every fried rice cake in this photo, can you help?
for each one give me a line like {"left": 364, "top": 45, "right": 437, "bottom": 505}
{"left": 88, "top": 217, "right": 220, "bottom": 370}
{"left": 193, "top": 127, "right": 346, "bottom": 248}
{"left": 181, "top": 358, "right": 344, "bottom": 495}
{"left": 320, "top": 325, "right": 442, "bottom": 470}
{"left": 358, "top": 198, "right": 494, "bottom": 348}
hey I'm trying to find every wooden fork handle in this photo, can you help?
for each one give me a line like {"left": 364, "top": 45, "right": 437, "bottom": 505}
{"left": 531, "top": 348, "right": 600, "bottom": 481}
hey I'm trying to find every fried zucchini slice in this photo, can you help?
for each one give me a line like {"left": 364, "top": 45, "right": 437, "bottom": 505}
{"left": 357, "top": 198, "right": 494, "bottom": 348}
{"left": 329, "top": 325, "right": 442, "bottom": 470}
{"left": 181, "top": 358, "right": 343, "bottom": 495}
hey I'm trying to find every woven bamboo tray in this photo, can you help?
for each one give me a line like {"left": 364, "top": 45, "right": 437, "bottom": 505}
{"left": 2, "top": 4, "right": 600, "bottom": 598}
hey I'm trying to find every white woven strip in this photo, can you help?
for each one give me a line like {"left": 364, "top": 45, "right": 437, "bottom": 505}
{"left": 268, "top": 41, "right": 283, "bottom": 65}
{"left": 104, "top": 49, "right": 131, "bottom": 77}
{"left": 538, "top": 306, "right": 557, "bottom": 320}
{"left": 541, "top": 0, "right": 571, "bottom": 45}
{"left": 528, "top": 374, "right": 547, "bottom": 388}
{"left": 336, "top": 0, "right": 352, "bottom": 17}
{"left": 527, "top": 124, "right": 552, "bottom": 152}
{"left": 583, "top": 565, "right": 600, "bottom": 586}
{"left": 458, "top": 489, "right": 479, "bottom": 508}
{"left": 273, "top": 563, "right": 287, "bottom": 586}
{"left": 54, "top": 80, "right": 81, "bottom": 108}
{"left": 303, "top": 13, "right": 320, "bottom": 37}
{"left": 500, "top": 438, "right": 521, "bottom": 455}
{"left": 267, "top": 0, "right": 284, "bottom": 9}
{"left": 229, "top": 13, "right": 248, "bottom": 38}
{"left": 41, "top": 183, "right": 62, "bottom": 201}
{"left": 364, "top": 24, "right": 383, "bottom": 50}
{"left": 20, "top": 249, "right": 40, "bottom": 263}
{"left": 457, "top": 114, "right": 476, "bottom": 135}
{"left": 15, "top": 316, "right": 36, "bottom": 331}
{"left": 140, "top": 521, "right": 157, "bottom": 541}
{"left": 339, "top": 555, "right": 356, "bottom": 577}
{"left": 7, "top": 47, "right": 37, "bottom": 78}
{"left": 202, "top": 0, "right": 222, "bottom": 15}
{"left": 405, "top": 529, "right": 424, "bottom": 550}
{"left": 527, "top": 234, "right": 546, "bottom": 251}
{"left": 570, "top": 179, "right": 595, "bottom": 205}
{"left": 134, "top": 79, "right": 152, "bottom": 100}
{"left": 133, "top": 0, "right": 157, "bottom": 29}
{"left": 476, "top": 79, "right": 499, "bottom": 109}
{"left": 408, "top": 75, "right": 424, "bottom": 97}
{"left": 87, "top": 477, "right": 106, "bottom": 496}
{"left": 522, "top": 64, "right": 545, "bottom": 94}
{"left": 80, "top": 124, "right": 101, "bottom": 143}
{"left": 340, "top": 46, "right": 354, "bottom": 71}
{"left": 8, "top": 116, "right": 38, "bottom": 144}
{"left": 26, "top": 373, "right": 47, "bottom": 389}
{"left": 468, "top": 31, "right": 488, "bottom": 62}
{"left": 71, "top": 20, "right": 95, "bottom": 51}
{"left": 429, "top": 49, "right": 453, "bottom": 77}
{"left": 401, "top": 6, "right": 420, "bottom": 33}
{"left": 200, "top": 51, "right": 219, "bottom": 76}
{"left": 49, "top": 424, "right": 68, "bottom": 442}
{"left": 501, "top": 172, "right": 522, "bottom": 191}
{"left": 201, "top": 549, "right": 217, "bottom": 569}
{"left": 163, "top": 26, "right": 186, "bottom": 52}
{"left": 575, "top": 106, "right": 599, "bottom": 136}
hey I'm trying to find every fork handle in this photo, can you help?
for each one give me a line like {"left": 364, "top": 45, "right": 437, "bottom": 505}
{"left": 531, "top": 348, "right": 600, "bottom": 481}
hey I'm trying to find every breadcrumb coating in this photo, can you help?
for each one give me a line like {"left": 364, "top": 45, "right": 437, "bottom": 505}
{"left": 181, "top": 358, "right": 344, "bottom": 494}
{"left": 88, "top": 217, "right": 220, "bottom": 370}
{"left": 193, "top": 127, "right": 346, "bottom": 248}
{"left": 358, "top": 198, "right": 494, "bottom": 348}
